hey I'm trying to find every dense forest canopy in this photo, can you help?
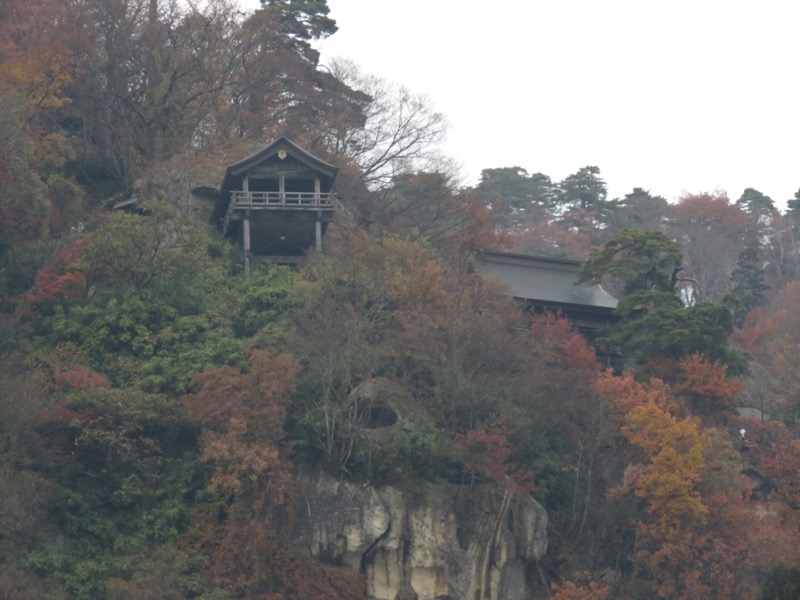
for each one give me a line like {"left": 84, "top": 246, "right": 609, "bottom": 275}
{"left": 3, "top": 1, "right": 800, "bottom": 598}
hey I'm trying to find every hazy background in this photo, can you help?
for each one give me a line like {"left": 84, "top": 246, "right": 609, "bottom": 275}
{"left": 242, "top": 0, "right": 800, "bottom": 205}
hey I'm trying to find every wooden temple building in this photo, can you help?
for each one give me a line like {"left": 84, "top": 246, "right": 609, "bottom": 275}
{"left": 210, "top": 137, "right": 337, "bottom": 273}
{"left": 473, "top": 249, "right": 619, "bottom": 336}
{"left": 208, "top": 138, "right": 618, "bottom": 338}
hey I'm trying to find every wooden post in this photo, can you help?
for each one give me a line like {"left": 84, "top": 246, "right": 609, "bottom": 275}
{"left": 314, "top": 178, "right": 323, "bottom": 253}
{"left": 315, "top": 212, "right": 322, "bottom": 253}
{"left": 243, "top": 212, "right": 251, "bottom": 277}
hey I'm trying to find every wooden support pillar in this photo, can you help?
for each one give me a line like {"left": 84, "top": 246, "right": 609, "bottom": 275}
{"left": 314, "top": 178, "right": 323, "bottom": 254}
{"left": 243, "top": 212, "right": 251, "bottom": 277}
{"left": 315, "top": 211, "right": 322, "bottom": 254}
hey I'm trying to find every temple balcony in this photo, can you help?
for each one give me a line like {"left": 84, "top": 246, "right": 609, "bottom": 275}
{"left": 230, "top": 190, "right": 336, "bottom": 210}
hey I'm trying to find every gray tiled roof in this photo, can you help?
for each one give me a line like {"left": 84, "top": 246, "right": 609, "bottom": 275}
{"left": 474, "top": 250, "right": 618, "bottom": 310}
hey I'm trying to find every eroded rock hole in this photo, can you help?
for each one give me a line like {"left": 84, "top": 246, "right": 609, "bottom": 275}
{"left": 362, "top": 405, "right": 398, "bottom": 429}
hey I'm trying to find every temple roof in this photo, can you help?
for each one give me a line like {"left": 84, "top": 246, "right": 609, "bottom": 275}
{"left": 210, "top": 136, "right": 338, "bottom": 226}
{"left": 221, "top": 136, "right": 337, "bottom": 180}
{"left": 474, "top": 249, "right": 618, "bottom": 312}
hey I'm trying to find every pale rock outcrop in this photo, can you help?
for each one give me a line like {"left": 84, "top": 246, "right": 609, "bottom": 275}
{"left": 293, "top": 472, "right": 548, "bottom": 600}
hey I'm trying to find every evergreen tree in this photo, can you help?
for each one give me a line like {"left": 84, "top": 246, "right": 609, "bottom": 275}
{"left": 554, "top": 166, "right": 611, "bottom": 247}
{"left": 786, "top": 188, "right": 800, "bottom": 229}
{"left": 578, "top": 230, "right": 745, "bottom": 374}
{"left": 736, "top": 187, "right": 775, "bottom": 216}
{"left": 557, "top": 166, "right": 607, "bottom": 210}
{"left": 477, "top": 167, "right": 555, "bottom": 228}
{"left": 730, "top": 246, "right": 769, "bottom": 326}
{"left": 259, "top": 0, "right": 337, "bottom": 62}
{"left": 604, "top": 187, "right": 668, "bottom": 237}
{"left": 578, "top": 229, "right": 682, "bottom": 295}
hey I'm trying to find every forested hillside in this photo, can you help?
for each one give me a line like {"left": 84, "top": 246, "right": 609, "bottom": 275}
{"left": 3, "top": 1, "right": 800, "bottom": 598}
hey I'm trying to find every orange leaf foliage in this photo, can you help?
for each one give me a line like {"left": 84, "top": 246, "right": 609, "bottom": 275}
{"left": 622, "top": 401, "right": 709, "bottom": 524}
{"left": 550, "top": 574, "right": 611, "bottom": 600}
{"left": 677, "top": 354, "right": 742, "bottom": 412}
{"left": 592, "top": 369, "right": 673, "bottom": 417}
{"left": 0, "top": 0, "right": 85, "bottom": 166}
{"left": 595, "top": 370, "right": 726, "bottom": 597}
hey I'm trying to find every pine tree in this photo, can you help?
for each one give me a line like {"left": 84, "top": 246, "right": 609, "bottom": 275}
{"left": 730, "top": 246, "right": 769, "bottom": 326}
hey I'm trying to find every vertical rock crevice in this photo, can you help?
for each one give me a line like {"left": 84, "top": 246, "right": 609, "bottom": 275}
{"left": 292, "top": 473, "right": 547, "bottom": 600}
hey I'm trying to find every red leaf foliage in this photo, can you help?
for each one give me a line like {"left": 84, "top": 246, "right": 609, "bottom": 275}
{"left": 456, "top": 419, "right": 535, "bottom": 496}
{"left": 529, "top": 311, "right": 600, "bottom": 375}
{"left": 181, "top": 350, "right": 305, "bottom": 596}
{"left": 23, "top": 236, "right": 89, "bottom": 314}
{"left": 39, "top": 400, "right": 91, "bottom": 425}
{"left": 51, "top": 364, "right": 109, "bottom": 390}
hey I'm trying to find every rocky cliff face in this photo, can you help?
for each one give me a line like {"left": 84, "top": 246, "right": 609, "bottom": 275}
{"left": 293, "top": 472, "right": 548, "bottom": 600}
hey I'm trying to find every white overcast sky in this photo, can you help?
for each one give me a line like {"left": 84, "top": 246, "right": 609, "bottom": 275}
{"left": 241, "top": 0, "right": 800, "bottom": 207}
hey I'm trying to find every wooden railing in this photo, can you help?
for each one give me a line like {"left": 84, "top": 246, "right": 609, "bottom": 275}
{"left": 230, "top": 190, "right": 335, "bottom": 210}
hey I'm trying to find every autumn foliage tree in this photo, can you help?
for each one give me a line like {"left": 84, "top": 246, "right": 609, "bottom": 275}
{"left": 739, "top": 282, "right": 800, "bottom": 427}
{"left": 182, "top": 349, "right": 299, "bottom": 596}
{"left": 182, "top": 348, "right": 365, "bottom": 598}
{"left": 550, "top": 574, "right": 611, "bottom": 600}
{"left": 667, "top": 193, "right": 756, "bottom": 303}
{"left": 586, "top": 364, "right": 800, "bottom": 599}
{"left": 675, "top": 354, "right": 742, "bottom": 415}
{"left": 594, "top": 371, "right": 712, "bottom": 598}
{"left": 22, "top": 236, "right": 89, "bottom": 315}
{"left": 0, "top": 0, "right": 76, "bottom": 159}
{"left": 456, "top": 419, "right": 535, "bottom": 496}
{"left": 6, "top": 2, "right": 800, "bottom": 597}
